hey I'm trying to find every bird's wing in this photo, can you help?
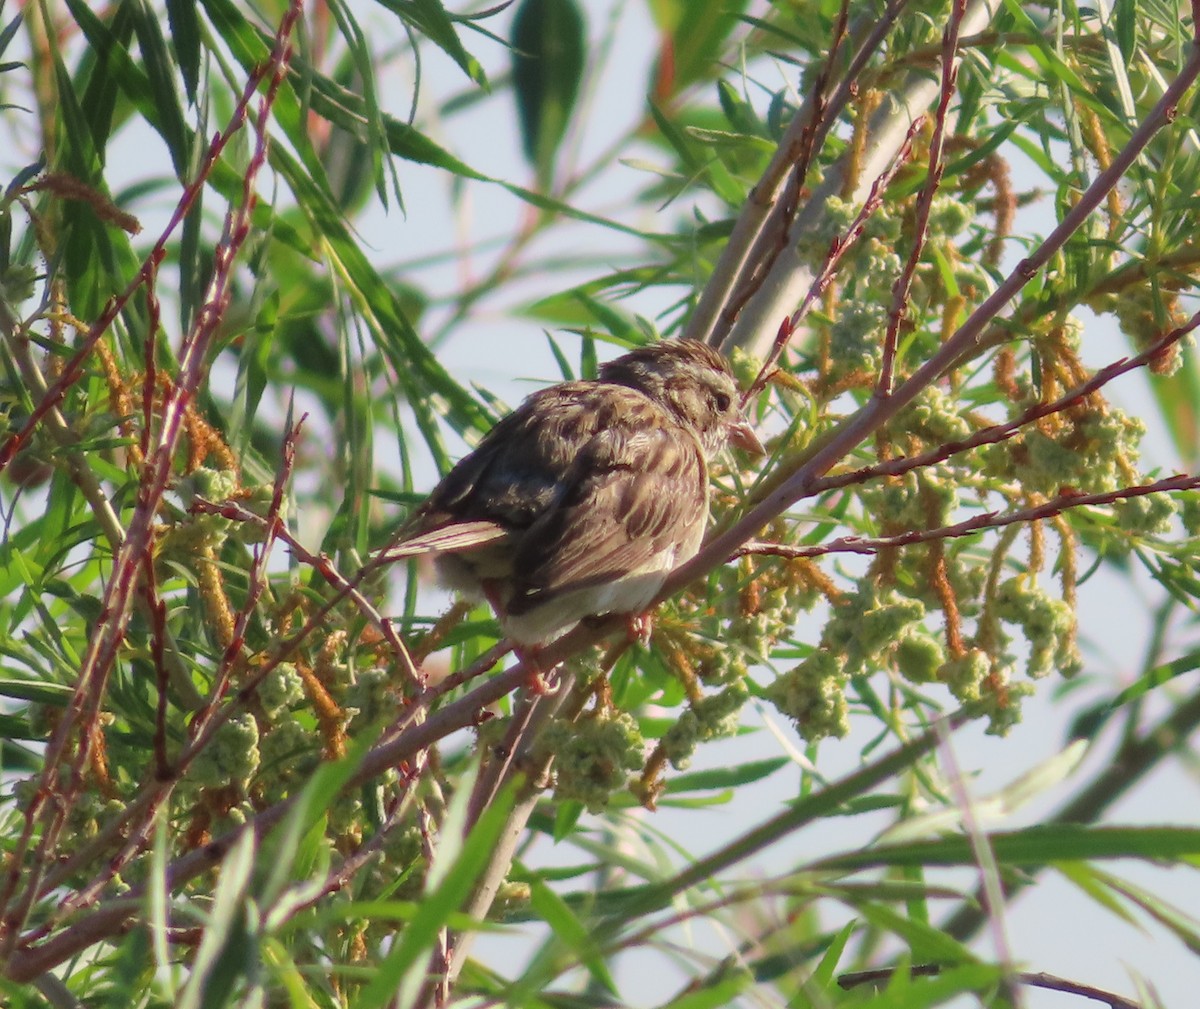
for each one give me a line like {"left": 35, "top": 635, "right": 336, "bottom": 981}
{"left": 505, "top": 419, "right": 708, "bottom": 614}
{"left": 418, "top": 383, "right": 606, "bottom": 531}
{"left": 385, "top": 384, "right": 621, "bottom": 563}
{"left": 381, "top": 520, "right": 510, "bottom": 560}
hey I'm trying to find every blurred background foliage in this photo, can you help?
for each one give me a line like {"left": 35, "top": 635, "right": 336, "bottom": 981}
{"left": 1, "top": 0, "right": 1200, "bottom": 1007}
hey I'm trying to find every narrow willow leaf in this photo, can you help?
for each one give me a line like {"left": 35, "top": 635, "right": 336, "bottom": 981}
{"left": 1069, "top": 649, "right": 1200, "bottom": 739}
{"left": 660, "top": 965, "right": 752, "bottom": 1008}
{"left": 511, "top": 0, "right": 585, "bottom": 186}
{"left": 878, "top": 740, "right": 1086, "bottom": 844}
{"left": 381, "top": 0, "right": 486, "bottom": 86}
{"left": 177, "top": 828, "right": 258, "bottom": 1009}
{"left": 1114, "top": 0, "right": 1139, "bottom": 64}
{"left": 1089, "top": 865, "right": 1200, "bottom": 954}
{"left": 649, "top": 0, "right": 752, "bottom": 95}
{"left": 1055, "top": 861, "right": 1141, "bottom": 925}
{"left": 806, "top": 919, "right": 855, "bottom": 996}
{"left": 165, "top": 0, "right": 202, "bottom": 102}
{"left": 661, "top": 757, "right": 789, "bottom": 794}
{"left": 0, "top": 677, "right": 72, "bottom": 704}
{"left": 857, "top": 903, "right": 978, "bottom": 965}
{"left": 325, "top": 0, "right": 397, "bottom": 209}
{"left": 816, "top": 825, "right": 1200, "bottom": 872}
{"left": 268, "top": 142, "right": 491, "bottom": 456}
{"left": 356, "top": 781, "right": 516, "bottom": 1009}
{"left": 0, "top": 10, "right": 22, "bottom": 57}
{"left": 839, "top": 964, "right": 1004, "bottom": 1009}
{"left": 130, "top": 0, "right": 190, "bottom": 175}
{"left": 518, "top": 878, "right": 618, "bottom": 997}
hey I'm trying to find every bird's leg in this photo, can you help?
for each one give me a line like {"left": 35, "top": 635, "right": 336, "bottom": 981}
{"left": 480, "top": 580, "right": 560, "bottom": 694}
{"left": 513, "top": 644, "right": 561, "bottom": 695}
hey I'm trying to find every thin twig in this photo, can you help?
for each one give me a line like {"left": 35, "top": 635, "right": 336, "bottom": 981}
{"left": 838, "top": 964, "right": 1144, "bottom": 1009}
{"left": 677, "top": 36, "right": 1200, "bottom": 598}
{"left": 737, "top": 470, "right": 1200, "bottom": 560}
{"left": 0, "top": 1, "right": 303, "bottom": 960}
{"left": 741, "top": 118, "right": 925, "bottom": 404}
{"left": 877, "top": 0, "right": 966, "bottom": 395}
{"left": 688, "top": 0, "right": 914, "bottom": 346}
{"left": 803, "top": 304, "right": 1200, "bottom": 500}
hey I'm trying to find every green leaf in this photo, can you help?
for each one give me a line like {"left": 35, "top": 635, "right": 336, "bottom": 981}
{"left": 1069, "top": 649, "right": 1200, "bottom": 739}
{"left": 1090, "top": 865, "right": 1200, "bottom": 954}
{"left": 512, "top": 0, "right": 586, "bottom": 186}
{"left": 130, "top": 0, "right": 190, "bottom": 176}
{"left": 176, "top": 828, "right": 258, "bottom": 1009}
{"left": 1114, "top": 0, "right": 1138, "bottom": 64}
{"left": 660, "top": 962, "right": 752, "bottom": 1008}
{"left": 324, "top": 0, "right": 398, "bottom": 209}
{"left": 857, "top": 903, "right": 978, "bottom": 965}
{"left": 649, "top": 0, "right": 752, "bottom": 95}
{"left": 165, "top": 0, "right": 202, "bottom": 102}
{"left": 516, "top": 877, "right": 618, "bottom": 997}
{"left": 837, "top": 964, "right": 1005, "bottom": 1009}
{"left": 378, "top": 0, "right": 486, "bottom": 86}
{"left": 815, "top": 825, "right": 1200, "bottom": 872}
{"left": 0, "top": 677, "right": 72, "bottom": 704}
{"left": 268, "top": 142, "right": 492, "bottom": 460}
{"left": 356, "top": 779, "right": 516, "bottom": 1009}
{"left": 806, "top": 919, "right": 855, "bottom": 995}
{"left": 662, "top": 757, "right": 788, "bottom": 794}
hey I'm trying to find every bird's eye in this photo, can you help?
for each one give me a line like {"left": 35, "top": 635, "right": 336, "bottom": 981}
{"left": 714, "top": 391, "right": 732, "bottom": 412}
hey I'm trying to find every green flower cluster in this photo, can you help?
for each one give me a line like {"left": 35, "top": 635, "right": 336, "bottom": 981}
{"left": 169, "top": 466, "right": 242, "bottom": 547}
{"left": 536, "top": 710, "right": 645, "bottom": 813}
{"left": 1180, "top": 492, "right": 1200, "bottom": 535}
{"left": 1111, "top": 287, "right": 1190, "bottom": 376}
{"left": 989, "top": 409, "right": 1146, "bottom": 497}
{"left": 251, "top": 661, "right": 322, "bottom": 804}
{"left": 190, "top": 712, "right": 260, "bottom": 788}
{"left": 660, "top": 683, "right": 749, "bottom": 769}
{"left": 695, "top": 554, "right": 823, "bottom": 683}
{"left": 345, "top": 665, "right": 399, "bottom": 730}
{"left": 895, "top": 629, "right": 947, "bottom": 683}
{"left": 895, "top": 385, "right": 973, "bottom": 444}
{"left": 764, "top": 651, "right": 848, "bottom": 742}
{"left": 726, "top": 585, "right": 802, "bottom": 664}
{"left": 860, "top": 470, "right": 958, "bottom": 530}
{"left": 994, "top": 578, "right": 1081, "bottom": 679}
{"left": 934, "top": 649, "right": 1036, "bottom": 737}
{"left": 1115, "top": 492, "right": 1177, "bottom": 535}
{"left": 826, "top": 299, "right": 887, "bottom": 375}
{"left": 258, "top": 662, "right": 305, "bottom": 717}
{"left": 937, "top": 648, "right": 990, "bottom": 702}
{"left": 825, "top": 588, "right": 928, "bottom": 673}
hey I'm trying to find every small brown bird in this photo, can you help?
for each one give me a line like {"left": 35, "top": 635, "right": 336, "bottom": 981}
{"left": 386, "top": 340, "right": 762, "bottom": 645}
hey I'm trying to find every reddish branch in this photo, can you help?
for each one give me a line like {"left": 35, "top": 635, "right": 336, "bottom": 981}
{"left": 679, "top": 35, "right": 1200, "bottom": 596}
{"left": 0, "top": 1, "right": 303, "bottom": 966}
{"left": 736, "top": 473, "right": 1200, "bottom": 559}
{"left": 807, "top": 306, "right": 1200, "bottom": 500}
{"left": 743, "top": 117, "right": 925, "bottom": 404}
{"left": 689, "top": 0, "right": 914, "bottom": 347}
{"left": 878, "top": 0, "right": 967, "bottom": 395}
{"left": 838, "top": 965, "right": 1142, "bottom": 1009}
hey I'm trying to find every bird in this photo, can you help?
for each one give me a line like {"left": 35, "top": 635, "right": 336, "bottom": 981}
{"left": 384, "top": 339, "right": 763, "bottom": 648}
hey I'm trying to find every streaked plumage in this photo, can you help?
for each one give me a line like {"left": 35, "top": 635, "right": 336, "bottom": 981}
{"left": 386, "top": 340, "right": 761, "bottom": 644}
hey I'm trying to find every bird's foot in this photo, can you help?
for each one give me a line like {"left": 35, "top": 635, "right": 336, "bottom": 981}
{"left": 515, "top": 646, "right": 561, "bottom": 695}
{"left": 625, "top": 611, "right": 654, "bottom": 647}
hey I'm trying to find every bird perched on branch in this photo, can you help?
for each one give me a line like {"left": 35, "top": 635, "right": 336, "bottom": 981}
{"left": 385, "top": 339, "right": 763, "bottom": 647}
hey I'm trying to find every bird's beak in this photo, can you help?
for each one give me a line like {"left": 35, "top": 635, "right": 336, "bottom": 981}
{"left": 728, "top": 416, "right": 765, "bottom": 456}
